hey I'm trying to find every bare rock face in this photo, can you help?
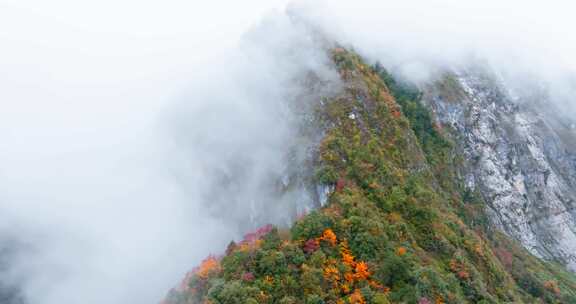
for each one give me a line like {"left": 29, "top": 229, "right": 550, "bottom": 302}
{"left": 422, "top": 70, "right": 576, "bottom": 271}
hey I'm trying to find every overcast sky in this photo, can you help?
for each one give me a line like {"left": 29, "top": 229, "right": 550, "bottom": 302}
{"left": 1, "top": 1, "right": 576, "bottom": 304}
{"left": 0, "top": 1, "right": 290, "bottom": 303}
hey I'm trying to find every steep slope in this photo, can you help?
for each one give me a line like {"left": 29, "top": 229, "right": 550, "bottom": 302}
{"left": 163, "top": 48, "right": 576, "bottom": 304}
{"left": 419, "top": 70, "right": 576, "bottom": 272}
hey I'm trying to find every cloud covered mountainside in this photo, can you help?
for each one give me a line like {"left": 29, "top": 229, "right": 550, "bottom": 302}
{"left": 161, "top": 46, "right": 576, "bottom": 304}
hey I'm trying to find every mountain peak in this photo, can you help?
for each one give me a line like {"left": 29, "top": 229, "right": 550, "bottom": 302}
{"left": 162, "top": 48, "right": 576, "bottom": 304}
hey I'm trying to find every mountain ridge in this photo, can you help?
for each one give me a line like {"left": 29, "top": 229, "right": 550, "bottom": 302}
{"left": 162, "top": 47, "right": 576, "bottom": 304}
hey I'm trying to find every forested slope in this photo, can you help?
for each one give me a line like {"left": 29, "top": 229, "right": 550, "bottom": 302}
{"left": 163, "top": 48, "right": 576, "bottom": 304}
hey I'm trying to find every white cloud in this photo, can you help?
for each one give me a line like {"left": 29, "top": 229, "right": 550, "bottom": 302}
{"left": 0, "top": 1, "right": 291, "bottom": 303}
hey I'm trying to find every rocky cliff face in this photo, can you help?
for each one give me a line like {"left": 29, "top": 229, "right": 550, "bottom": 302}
{"left": 422, "top": 70, "right": 576, "bottom": 272}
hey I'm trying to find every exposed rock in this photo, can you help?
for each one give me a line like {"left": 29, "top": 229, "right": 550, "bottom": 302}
{"left": 423, "top": 70, "right": 576, "bottom": 271}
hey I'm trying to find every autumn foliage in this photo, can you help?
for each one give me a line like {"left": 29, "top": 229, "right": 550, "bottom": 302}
{"left": 449, "top": 259, "right": 470, "bottom": 281}
{"left": 196, "top": 256, "right": 221, "bottom": 279}
{"left": 354, "top": 261, "right": 370, "bottom": 280}
{"left": 349, "top": 289, "right": 366, "bottom": 304}
{"left": 319, "top": 228, "right": 338, "bottom": 246}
